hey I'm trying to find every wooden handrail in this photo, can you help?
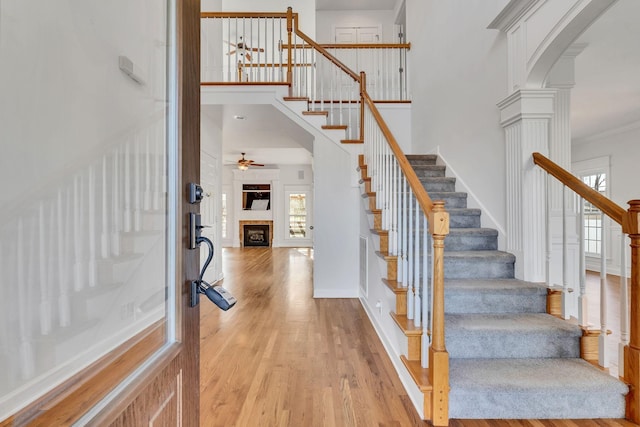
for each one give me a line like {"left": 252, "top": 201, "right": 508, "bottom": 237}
{"left": 362, "top": 91, "right": 434, "bottom": 215}
{"left": 281, "top": 43, "right": 412, "bottom": 50}
{"left": 532, "top": 152, "right": 626, "bottom": 229}
{"left": 201, "top": 12, "right": 288, "bottom": 19}
{"left": 290, "top": 13, "right": 360, "bottom": 83}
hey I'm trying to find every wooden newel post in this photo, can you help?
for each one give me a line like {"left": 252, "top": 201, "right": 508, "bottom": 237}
{"left": 428, "top": 200, "right": 450, "bottom": 426}
{"left": 286, "top": 7, "right": 293, "bottom": 93}
{"left": 625, "top": 199, "right": 640, "bottom": 422}
{"left": 360, "top": 71, "right": 366, "bottom": 142}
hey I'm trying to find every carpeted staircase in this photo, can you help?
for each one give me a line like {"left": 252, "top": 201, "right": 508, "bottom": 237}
{"left": 405, "top": 154, "right": 629, "bottom": 419}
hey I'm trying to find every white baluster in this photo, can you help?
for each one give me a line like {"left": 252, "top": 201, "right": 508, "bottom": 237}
{"left": 17, "top": 219, "right": 35, "bottom": 380}
{"left": 599, "top": 215, "right": 608, "bottom": 368}
{"left": 111, "top": 147, "right": 121, "bottom": 257}
{"left": 562, "top": 185, "right": 570, "bottom": 319}
{"left": 144, "top": 130, "right": 153, "bottom": 211}
{"left": 407, "top": 188, "right": 414, "bottom": 320}
{"left": 57, "top": 189, "right": 71, "bottom": 327}
{"left": 401, "top": 177, "right": 408, "bottom": 288}
{"left": 39, "top": 202, "right": 52, "bottom": 335}
{"left": 545, "top": 175, "right": 552, "bottom": 289}
{"left": 134, "top": 135, "right": 142, "bottom": 231}
{"left": 154, "top": 127, "right": 163, "bottom": 210}
{"left": 422, "top": 215, "right": 430, "bottom": 369}
{"left": 413, "top": 195, "right": 421, "bottom": 325}
{"left": 100, "top": 155, "right": 110, "bottom": 259}
{"left": 87, "top": 165, "right": 98, "bottom": 287}
{"left": 73, "top": 174, "right": 84, "bottom": 291}
{"left": 578, "top": 197, "right": 588, "bottom": 326}
{"left": 123, "top": 141, "right": 132, "bottom": 232}
{"left": 619, "top": 233, "right": 629, "bottom": 377}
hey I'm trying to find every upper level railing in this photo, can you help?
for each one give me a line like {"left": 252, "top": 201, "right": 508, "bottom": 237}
{"left": 201, "top": 8, "right": 447, "bottom": 424}
{"left": 533, "top": 152, "right": 640, "bottom": 421}
{"left": 201, "top": 10, "right": 411, "bottom": 101}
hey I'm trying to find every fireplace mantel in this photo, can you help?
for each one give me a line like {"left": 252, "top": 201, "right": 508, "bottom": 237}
{"left": 239, "top": 220, "right": 274, "bottom": 247}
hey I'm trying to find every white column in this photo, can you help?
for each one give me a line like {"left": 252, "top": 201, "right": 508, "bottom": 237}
{"left": 498, "top": 89, "right": 556, "bottom": 282}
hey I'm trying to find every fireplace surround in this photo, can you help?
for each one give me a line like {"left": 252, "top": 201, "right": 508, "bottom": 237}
{"left": 239, "top": 220, "right": 273, "bottom": 247}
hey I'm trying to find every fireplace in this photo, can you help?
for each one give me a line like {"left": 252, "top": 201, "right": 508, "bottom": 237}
{"left": 239, "top": 220, "right": 273, "bottom": 247}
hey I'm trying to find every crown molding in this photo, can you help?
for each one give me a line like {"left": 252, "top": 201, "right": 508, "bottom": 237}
{"left": 487, "top": 0, "right": 539, "bottom": 31}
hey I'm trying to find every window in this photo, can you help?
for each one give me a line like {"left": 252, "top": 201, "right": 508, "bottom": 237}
{"left": 288, "top": 193, "right": 307, "bottom": 238}
{"left": 582, "top": 173, "right": 606, "bottom": 255}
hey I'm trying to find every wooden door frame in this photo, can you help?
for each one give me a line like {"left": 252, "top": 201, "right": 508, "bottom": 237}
{"left": 0, "top": 0, "right": 201, "bottom": 424}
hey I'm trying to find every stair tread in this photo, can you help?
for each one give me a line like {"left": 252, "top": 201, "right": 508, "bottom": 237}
{"left": 445, "top": 278, "right": 547, "bottom": 293}
{"left": 382, "top": 279, "right": 407, "bottom": 294}
{"left": 391, "top": 313, "right": 423, "bottom": 336}
{"left": 449, "top": 358, "right": 627, "bottom": 419}
{"left": 446, "top": 313, "right": 582, "bottom": 336}
{"left": 444, "top": 250, "right": 515, "bottom": 260}
{"left": 450, "top": 357, "right": 627, "bottom": 392}
{"left": 400, "top": 356, "right": 433, "bottom": 392}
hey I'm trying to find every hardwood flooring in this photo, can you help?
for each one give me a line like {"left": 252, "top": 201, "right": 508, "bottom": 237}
{"left": 200, "top": 248, "right": 637, "bottom": 427}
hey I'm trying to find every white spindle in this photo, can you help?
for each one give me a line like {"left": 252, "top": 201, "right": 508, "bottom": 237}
{"left": 72, "top": 174, "right": 84, "bottom": 291}
{"left": 407, "top": 188, "right": 414, "bottom": 320}
{"left": 17, "top": 219, "right": 35, "bottom": 380}
{"left": 619, "top": 233, "right": 629, "bottom": 377}
{"left": 422, "top": 215, "right": 430, "bottom": 368}
{"left": 38, "top": 202, "right": 51, "bottom": 335}
{"left": 413, "top": 193, "right": 421, "bottom": 325}
{"left": 545, "top": 175, "right": 552, "bottom": 288}
{"left": 57, "top": 189, "right": 70, "bottom": 327}
{"left": 599, "top": 215, "right": 608, "bottom": 367}
{"left": 112, "top": 147, "right": 121, "bottom": 256}
{"left": 562, "top": 185, "right": 569, "bottom": 320}
{"left": 123, "top": 141, "right": 132, "bottom": 231}
{"left": 401, "top": 176, "right": 408, "bottom": 287}
{"left": 134, "top": 136, "right": 142, "bottom": 231}
{"left": 578, "top": 197, "right": 587, "bottom": 326}
{"left": 100, "top": 155, "right": 110, "bottom": 258}
{"left": 88, "top": 165, "right": 97, "bottom": 287}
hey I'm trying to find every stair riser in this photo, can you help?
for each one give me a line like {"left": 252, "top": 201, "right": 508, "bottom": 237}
{"left": 445, "top": 235, "right": 497, "bottom": 251}
{"left": 429, "top": 194, "right": 467, "bottom": 209}
{"left": 420, "top": 180, "right": 456, "bottom": 192}
{"left": 412, "top": 168, "right": 446, "bottom": 178}
{"left": 446, "top": 330, "right": 580, "bottom": 359}
{"left": 443, "top": 258, "right": 514, "bottom": 279}
{"left": 449, "top": 214, "right": 481, "bottom": 229}
{"left": 407, "top": 155, "right": 438, "bottom": 166}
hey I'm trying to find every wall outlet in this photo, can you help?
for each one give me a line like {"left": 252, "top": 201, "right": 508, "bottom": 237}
{"left": 375, "top": 300, "right": 382, "bottom": 314}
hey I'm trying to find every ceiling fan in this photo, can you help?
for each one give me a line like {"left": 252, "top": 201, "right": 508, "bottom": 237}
{"left": 237, "top": 153, "right": 264, "bottom": 170}
{"left": 224, "top": 37, "right": 265, "bottom": 61}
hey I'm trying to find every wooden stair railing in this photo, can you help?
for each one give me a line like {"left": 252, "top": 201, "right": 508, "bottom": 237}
{"left": 201, "top": 9, "right": 449, "bottom": 423}
{"left": 360, "top": 88, "right": 450, "bottom": 425}
{"left": 532, "top": 152, "right": 640, "bottom": 423}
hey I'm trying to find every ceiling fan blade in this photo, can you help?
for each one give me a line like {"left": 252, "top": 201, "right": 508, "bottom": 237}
{"left": 226, "top": 49, "right": 237, "bottom": 55}
{"left": 223, "top": 40, "right": 237, "bottom": 47}
{"left": 246, "top": 47, "right": 265, "bottom": 52}
{"left": 250, "top": 163, "right": 265, "bottom": 167}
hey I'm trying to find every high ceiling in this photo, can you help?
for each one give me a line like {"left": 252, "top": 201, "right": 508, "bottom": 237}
{"left": 571, "top": 0, "right": 640, "bottom": 142}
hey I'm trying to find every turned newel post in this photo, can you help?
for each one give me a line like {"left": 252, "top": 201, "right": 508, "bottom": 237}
{"left": 625, "top": 199, "right": 640, "bottom": 422}
{"left": 360, "top": 71, "right": 366, "bottom": 142}
{"left": 286, "top": 7, "right": 293, "bottom": 91}
{"left": 428, "top": 200, "right": 449, "bottom": 426}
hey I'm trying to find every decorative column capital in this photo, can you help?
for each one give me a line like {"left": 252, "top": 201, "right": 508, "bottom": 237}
{"left": 497, "top": 89, "right": 557, "bottom": 127}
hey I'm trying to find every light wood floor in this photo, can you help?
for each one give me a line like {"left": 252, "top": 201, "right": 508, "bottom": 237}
{"left": 200, "top": 248, "right": 637, "bottom": 427}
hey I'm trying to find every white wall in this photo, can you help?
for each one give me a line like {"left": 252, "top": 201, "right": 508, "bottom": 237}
{"left": 201, "top": 106, "right": 224, "bottom": 283}
{"left": 406, "top": 0, "right": 509, "bottom": 232}
{"left": 221, "top": 0, "right": 316, "bottom": 37}
{"left": 316, "top": 10, "right": 397, "bottom": 43}
{"left": 572, "top": 126, "right": 640, "bottom": 275}
{"left": 313, "top": 136, "right": 360, "bottom": 298}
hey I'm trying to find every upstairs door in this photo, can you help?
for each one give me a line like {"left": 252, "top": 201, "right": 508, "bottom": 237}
{"left": 334, "top": 26, "right": 382, "bottom": 43}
